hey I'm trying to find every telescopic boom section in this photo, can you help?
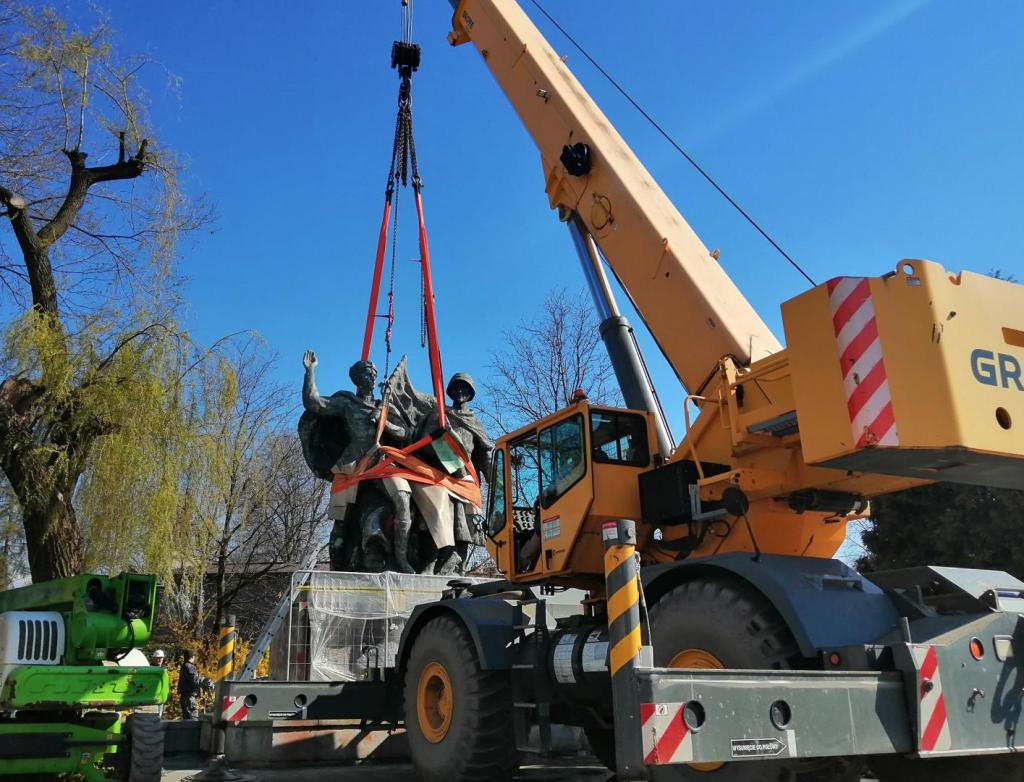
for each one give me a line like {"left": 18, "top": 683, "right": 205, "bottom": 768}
{"left": 447, "top": 0, "right": 781, "bottom": 392}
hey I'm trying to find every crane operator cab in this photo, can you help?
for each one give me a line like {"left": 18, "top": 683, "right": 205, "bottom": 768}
{"left": 484, "top": 399, "right": 659, "bottom": 587}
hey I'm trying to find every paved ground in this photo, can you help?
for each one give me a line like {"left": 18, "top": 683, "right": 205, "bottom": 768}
{"left": 163, "top": 758, "right": 612, "bottom": 781}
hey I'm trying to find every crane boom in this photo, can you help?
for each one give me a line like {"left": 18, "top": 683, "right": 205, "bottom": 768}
{"left": 448, "top": 0, "right": 781, "bottom": 394}
{"left": 448, "top": 0, "right": 1024, "bottom": 576}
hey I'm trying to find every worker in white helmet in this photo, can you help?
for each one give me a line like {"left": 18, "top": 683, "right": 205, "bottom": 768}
{"left": 151, "top": 649, "right": 167, "bottom": 717}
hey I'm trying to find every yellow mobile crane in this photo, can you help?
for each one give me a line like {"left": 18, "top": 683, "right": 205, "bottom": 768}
{"left": 223, "top": 3, "right": 1024, "bottom": 781}
{"left": 396, "top": 2, "right": 1024, "bottom": 782}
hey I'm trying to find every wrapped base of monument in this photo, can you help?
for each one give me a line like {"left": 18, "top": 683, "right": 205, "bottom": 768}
{"left": 270, "top": 570, "right": 493, "bottom": 682}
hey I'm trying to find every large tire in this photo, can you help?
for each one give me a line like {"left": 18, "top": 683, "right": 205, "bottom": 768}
{"left": 869, "top": 753, "right": 1024, "bottom": 782}
{"left": 647, "top": 577, "right": 862, "bottom": 782}
{"left": 125, "top": 712, "right": 164, "bottom": 782}
{"left": 403, "top": 615, "right": 518, "bottom": 782}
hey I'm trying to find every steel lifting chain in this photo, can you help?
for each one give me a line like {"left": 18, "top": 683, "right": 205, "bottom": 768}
{"left": 362, "top": 0, "right": 438, "bottom": 385}
{"left": 388, "top": 64, "right": 420, "bottom": 191}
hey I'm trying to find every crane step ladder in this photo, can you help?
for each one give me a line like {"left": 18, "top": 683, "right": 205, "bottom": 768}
{"left": 510, "top": 597, "right": 553, "bottom": 754}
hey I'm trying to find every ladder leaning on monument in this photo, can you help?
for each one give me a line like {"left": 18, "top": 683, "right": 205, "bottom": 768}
{"left": 236, "top": 545, "right": 324, "bottom": 681}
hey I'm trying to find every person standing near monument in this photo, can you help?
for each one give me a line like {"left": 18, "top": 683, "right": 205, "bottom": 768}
{"left": 178, "top": 650, "right": 201, "bottom": 720}
{"left": 152, "top": 649, "right": 167, "bottom": 717}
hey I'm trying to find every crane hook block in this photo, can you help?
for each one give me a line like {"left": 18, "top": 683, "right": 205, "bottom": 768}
{"left": 391, "top": 41, "right": 421, "bottom": 74}
{"left": 560, "top": 142, "right": 593, "bottom": 176}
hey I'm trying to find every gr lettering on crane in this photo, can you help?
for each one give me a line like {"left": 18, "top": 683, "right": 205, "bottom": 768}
{"left": 972, "top": 349, "right": 1024, "bottom": 390}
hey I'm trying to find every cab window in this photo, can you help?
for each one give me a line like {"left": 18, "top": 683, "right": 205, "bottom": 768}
{"left": 539, "top": 414, "right": 585, "bottom": 508}
{"left": 510, "top": 432, "right": 541, "bottom": 511}
{"left": 590, "top": 411, "right": 649, "bottom": 467}
{"left": 485, "top": 450, "right": 506, "bottom": 538}
{"left": 509, "top": 432, "right": 542, "bottom": 573}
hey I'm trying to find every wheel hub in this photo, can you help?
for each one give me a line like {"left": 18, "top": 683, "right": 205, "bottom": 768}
{"left": 417, "top": 660, "right": 453, "bottom": 743}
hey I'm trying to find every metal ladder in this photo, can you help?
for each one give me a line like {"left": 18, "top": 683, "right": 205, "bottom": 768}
{"left": 510, "top": 597, "right": 553, "bottom": 754}
{"left": 236, "top": 546, "right": 324, "bottom": 681}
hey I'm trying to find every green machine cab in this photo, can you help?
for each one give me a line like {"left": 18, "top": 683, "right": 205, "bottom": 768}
{"left": 0, "top": 572, "right": 168, "bottom": 782}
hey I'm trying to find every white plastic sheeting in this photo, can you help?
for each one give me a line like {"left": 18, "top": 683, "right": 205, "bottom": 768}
{"left": 293, "top": 571, "right": 493, "bottom": 682}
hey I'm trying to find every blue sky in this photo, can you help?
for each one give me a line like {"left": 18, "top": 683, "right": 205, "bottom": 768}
{"left": 58, "top": 0, "right": 1024, "bottom": 439}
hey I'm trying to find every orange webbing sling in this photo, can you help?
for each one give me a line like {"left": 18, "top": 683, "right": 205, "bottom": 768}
{"left": 330, "top": 433, "right": 480, "bottom": 508}
{"left": 330, "top": 398, "right": 481, "bottom": 507}
{"left": 348, "top": 34, "right": 468, "bottom": 506}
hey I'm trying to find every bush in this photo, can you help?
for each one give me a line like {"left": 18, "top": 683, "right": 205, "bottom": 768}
{"left": 148, "top": 624, "right": 269, "bottom": 720}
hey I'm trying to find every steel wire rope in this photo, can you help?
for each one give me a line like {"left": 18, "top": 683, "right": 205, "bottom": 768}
{"left": 401, "top": 0, "right": 414, "bottom": 44}
{"left": 528, "top": 0, "right": 816, "bottom": 287}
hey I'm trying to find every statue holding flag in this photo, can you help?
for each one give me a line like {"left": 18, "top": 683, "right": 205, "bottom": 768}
{"left": 298, "top": 352, "right": 487, "bottom": 575}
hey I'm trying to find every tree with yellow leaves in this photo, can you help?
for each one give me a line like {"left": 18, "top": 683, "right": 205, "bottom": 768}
{"left": 0, "top": 1, "right": 210, "bottom": 581}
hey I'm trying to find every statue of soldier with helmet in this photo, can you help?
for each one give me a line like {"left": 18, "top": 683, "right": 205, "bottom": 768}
{"left": 444, "top": 372, "right": 494, "bottom": 566}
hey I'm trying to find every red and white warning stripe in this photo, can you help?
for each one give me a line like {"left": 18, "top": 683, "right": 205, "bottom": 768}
{"left": 826, "top": 277, "right": 900, "bottom": 449}
{"left": 640, "top": 702, "right": 693, "bottom": 765}
{"left": 221, "top": 695, "right": 249, "bottom": 723}
{"left": 911, "top": 645, "right": 952, "bottom": 753}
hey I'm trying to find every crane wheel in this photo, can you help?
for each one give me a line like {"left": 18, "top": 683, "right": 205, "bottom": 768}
{"left": 124, "top": 712, "right": 164, "bottom": 782}
{"left": 869, "top": 754, "right": 1024, "bottom": 782}
{"left": 403, "top": 615, "right": 517, "bottom": 782}
{"left": 645, "top": 577, "right": 863, "bottom": 782}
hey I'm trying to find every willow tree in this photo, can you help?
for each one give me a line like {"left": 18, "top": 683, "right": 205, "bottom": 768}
{"left": 0, "top": 2, "right": 207, "bottom": 581}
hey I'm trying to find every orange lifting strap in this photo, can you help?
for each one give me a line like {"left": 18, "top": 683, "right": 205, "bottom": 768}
{"left": 345, "top": 31, "right": 478, "bottom": 504}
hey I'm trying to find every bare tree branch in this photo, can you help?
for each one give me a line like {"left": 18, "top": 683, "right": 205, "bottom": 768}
{"left": 481, "top": 288, "right": 620, "bottom": 434}
{"left": 36, "top": 136, "right": 147, "bottom": 249}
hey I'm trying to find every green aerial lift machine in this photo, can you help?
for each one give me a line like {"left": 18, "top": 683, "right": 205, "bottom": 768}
{"left": 0, "top": 572, "right": 168, "bottom": 781}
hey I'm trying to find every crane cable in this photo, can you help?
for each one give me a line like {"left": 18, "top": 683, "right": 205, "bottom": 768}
{"left": 528, "top": 0, "right": 816, "bottom": 287}
{"left": 361, "top": 0, "right": 448, "bottom": 428}
{"left": 364, "top": 0, "right": 418, "bottom": 377}
{"left": 401, "top": 0, "right": 414, "bottom": 45}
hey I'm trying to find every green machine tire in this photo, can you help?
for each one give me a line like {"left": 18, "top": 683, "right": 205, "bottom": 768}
{"left": 125, "top": 713, "right": 164, "bottom": 782}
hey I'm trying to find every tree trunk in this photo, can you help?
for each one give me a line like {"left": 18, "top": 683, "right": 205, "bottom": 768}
{"left": 0, "top": 390, "right": 92, "bottom": 583}
{"left": 0, "top": 533, "right": 9, "bottom": 591}
{"left": 191, "top": 576, "right": 207, "bottom": 637}
{"left": 22, "top": 497, "right": 84, "bottom": 582}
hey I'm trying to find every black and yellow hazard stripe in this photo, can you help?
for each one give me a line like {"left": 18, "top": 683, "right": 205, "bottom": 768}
{"left": 603, "top": 529, "right": 642, "bottom": 676}
{"left": 216, "top": 618, "right": 236, "bottom": 684}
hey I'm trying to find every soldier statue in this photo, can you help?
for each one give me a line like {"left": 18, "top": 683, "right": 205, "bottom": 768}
{"left": 408, "top": 372, "right": 493, "bottom": 575}
{"left": 445, "top": 373, "right": 493, "bottom": 570}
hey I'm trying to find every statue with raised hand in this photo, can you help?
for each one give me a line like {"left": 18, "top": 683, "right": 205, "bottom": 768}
{"left": 298, "top": 350, "right": 411, "bottom": 571}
